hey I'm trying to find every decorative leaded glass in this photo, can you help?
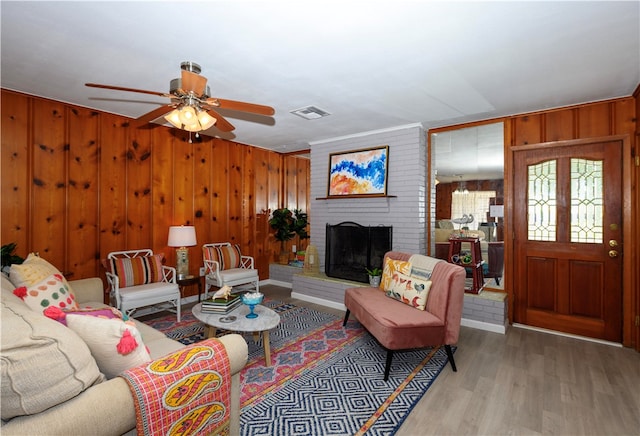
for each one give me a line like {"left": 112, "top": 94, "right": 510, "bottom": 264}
{"left": 528, "top": 160, "right": 556, "bottom": 241}
{"left": 570, "top": 159, "right": 603, "bottom": 243}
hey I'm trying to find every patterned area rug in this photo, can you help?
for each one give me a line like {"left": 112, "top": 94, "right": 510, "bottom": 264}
{"left": 142, "top": 301, "right": 452, "bottom": 435}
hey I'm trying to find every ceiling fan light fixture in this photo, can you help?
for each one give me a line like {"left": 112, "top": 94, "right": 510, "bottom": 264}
{"left": 182, "top": 121, "right": 201, "bottom": 132}
{"left": 197, "top": 110, "right": 216, "bottom": 130}
{"left": 164, "top": 109, "right": 182, "bottom": 129}
{"left": 178, "top": 106, "right": 197, "bottom": 125}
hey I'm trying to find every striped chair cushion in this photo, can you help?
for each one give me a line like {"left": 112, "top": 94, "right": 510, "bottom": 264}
{"left": 203, "top": 244, "right": 242, "bottom": 271}
{"left": 109, "top": 254, "right": 164, "bottom": 288}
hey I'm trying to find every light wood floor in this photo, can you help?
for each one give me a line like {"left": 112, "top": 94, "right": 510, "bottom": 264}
{"left": 260, "top": 284, "right": 640, "bottom": 436}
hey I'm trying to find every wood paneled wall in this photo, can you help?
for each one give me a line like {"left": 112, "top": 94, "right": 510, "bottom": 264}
{"left": 1, "top": 90, "right": 309, "bottom": 297}
{"left": 507, "top": 97, "right": 636, "bottom": 146}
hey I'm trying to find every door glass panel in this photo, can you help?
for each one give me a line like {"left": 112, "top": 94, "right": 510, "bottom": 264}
{"left": 570, "top": 159, "right": 603, "bottom": 243}
{"left": 528, "top": 160, "right": 556, "bottom": 241}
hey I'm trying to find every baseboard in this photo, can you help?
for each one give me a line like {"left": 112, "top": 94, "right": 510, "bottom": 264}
{"left": 291, "top": 291, "right": 346, "bottom": 312}
{"left": 460, "top": 317, "right": 507, "bottom": 334}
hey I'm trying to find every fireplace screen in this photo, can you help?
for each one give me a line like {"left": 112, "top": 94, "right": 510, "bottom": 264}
{"left": 325, "top": 222, "right": 392, "bottom": 283}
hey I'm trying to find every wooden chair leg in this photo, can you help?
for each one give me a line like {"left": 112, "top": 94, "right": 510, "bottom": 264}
{"left": 444, "top": 345, "right": 457, "bottom": 371}
{"left": 384, "top": 350, "right": 394, "bottom": 381}
{"left": 342, "top": 309, "right": 350, "bottom": 327}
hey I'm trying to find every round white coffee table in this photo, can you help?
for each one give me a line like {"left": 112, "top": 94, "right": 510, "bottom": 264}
{"left": 192, "top": 302, "right": 281, "bottom": 366}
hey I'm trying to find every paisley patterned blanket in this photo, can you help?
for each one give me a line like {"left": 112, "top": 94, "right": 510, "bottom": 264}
{"left": 121, "top": 339, "right": 231, "bottom": 436}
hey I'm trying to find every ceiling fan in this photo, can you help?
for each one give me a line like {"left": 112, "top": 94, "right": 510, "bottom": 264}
{"left": 85, "top": 61, "right": 275, "bottom": 133}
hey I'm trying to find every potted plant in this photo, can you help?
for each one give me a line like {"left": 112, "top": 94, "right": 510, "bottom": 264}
{"left": 366, "top": 266, "right": 383, "bottom": 287}
{"left": 269, "top": 208, "right": 308, "bottom": 265}
{"left": 1, "top": 243, "right": 24, "bottom": 274}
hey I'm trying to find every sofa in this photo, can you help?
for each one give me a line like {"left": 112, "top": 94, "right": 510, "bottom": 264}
{"left": 343, "top": 251, "right": 465, "bottom": 380}
{"left": 1, "top": 273, "right": 248, "bottom": 435}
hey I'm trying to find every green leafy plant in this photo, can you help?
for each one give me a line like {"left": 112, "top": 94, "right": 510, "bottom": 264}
{"left": 268, "top": 208, "right": 309, "bottom": 243}
{"left": 366, "top": 267, "right": 382, "bottom": 277}
{"left": 269, "top": 208, "right": 309, "bottom": 263}
{"left": 1, "top": 243, "right": 24, "bottom": 270}
{"left": 269, "top": 208, "right": 296, "bottom": 243}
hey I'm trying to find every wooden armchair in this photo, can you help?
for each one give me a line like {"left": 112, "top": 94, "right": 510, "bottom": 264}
{"left": 202, "top": 243, "right": 259, "bottom": 299}
{"left": 105, "top": 249, "right": 181, "bottom": 321}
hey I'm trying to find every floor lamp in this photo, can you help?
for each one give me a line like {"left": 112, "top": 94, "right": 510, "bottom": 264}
{"left": 168, "top": 226, "right": 197, "bottom": 279}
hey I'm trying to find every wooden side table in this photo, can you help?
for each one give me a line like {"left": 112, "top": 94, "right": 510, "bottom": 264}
{"left": 448, "top": 237, "right": 484, "bottom": 294}
{"left": 177, "top": 275, "right": 203, "bottom": 301}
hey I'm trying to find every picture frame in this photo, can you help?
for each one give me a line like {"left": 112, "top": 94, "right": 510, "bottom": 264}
{"left": 327, "top": 145, "right": 389, "bottom": 197}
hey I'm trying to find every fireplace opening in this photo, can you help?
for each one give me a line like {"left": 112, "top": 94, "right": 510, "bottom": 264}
{"left": 325, "top": 222, "right": 392, "bottom": 283}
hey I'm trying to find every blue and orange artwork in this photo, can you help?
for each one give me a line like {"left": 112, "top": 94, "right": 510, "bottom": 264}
{"left": 328, "top": 146, "right": 388, "bottom": 196}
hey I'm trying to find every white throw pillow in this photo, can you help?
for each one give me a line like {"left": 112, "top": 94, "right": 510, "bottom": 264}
{"left": 65, "top": 314, "right": 151, "bottom": 379}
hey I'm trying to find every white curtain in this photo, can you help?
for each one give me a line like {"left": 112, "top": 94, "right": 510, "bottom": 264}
{"left": 451, "top": 191, "right": 496, "bottom": 230}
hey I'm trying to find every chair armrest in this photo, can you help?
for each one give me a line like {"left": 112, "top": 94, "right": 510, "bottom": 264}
{"left": 160, "top": 265, "right": 177, "bottom": 283}
{"left": 240, "top": 255, "right": 255, "bottom": 269}
{"left": 69, "top": 277, "right": 105, "bottom": 305}
{"left": 204, "top": 259, "right": 222, "bottom": 277}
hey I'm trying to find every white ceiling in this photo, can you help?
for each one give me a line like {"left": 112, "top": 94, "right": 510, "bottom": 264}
{"left": 2, "top": 1, "right": 638, "bottom": 172}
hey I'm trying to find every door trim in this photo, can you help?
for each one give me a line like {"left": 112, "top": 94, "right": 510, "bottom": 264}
{"left": 505, "top": 134, "right": 635, "bottom": 347}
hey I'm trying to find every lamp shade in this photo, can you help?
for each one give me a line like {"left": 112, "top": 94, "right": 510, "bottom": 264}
{"left": 167, "top": 226, "right": 197, "bottom": 247}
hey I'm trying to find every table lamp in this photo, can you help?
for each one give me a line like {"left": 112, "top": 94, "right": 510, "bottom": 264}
{"left": 168, "top": 225, "right": 197, "bottom": 279}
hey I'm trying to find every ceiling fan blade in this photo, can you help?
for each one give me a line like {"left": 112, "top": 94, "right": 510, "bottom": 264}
{"left": 181, "top": 70, "right": 207, "bottom": 96}
{"left": 205, "top": 108, "right": 235, "bottom": 132}
{"left": 134, "top": 104, "right": 174, "bottom": 124}
{"left": 85, "top": 83, "right": 169, "bottom": 97}
{"left": 210, "top": 98, "right": 275, "bottom": 116}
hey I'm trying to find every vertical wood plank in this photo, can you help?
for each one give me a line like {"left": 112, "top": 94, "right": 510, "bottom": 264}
{"left": 612, "top": 99, "right": 636, "bottom": 135}
{"left": 228, "top": 142, "right": 243, "bottom": 244}
{"left": 172, "top": 134, "right": 194, "bottom": 225}
{"left": 577, "top": 102, "right": 611, "bottom": 138}
{"left": 210, "top": 139, "right": 229, "bottom": 241}
{"left": 31, "top": 99, "right": 66, "bottom": 267}
{"left": 268, "top": 152, "right": 282, "bottom": 262}
{"left": 253, "top": 148, "right": 270, "bottom": 277}
{"left": 1, "top": 91, "right": 30, "bottom": 257}
{"left": 193, "top": 135, "right": 213, "bottom": 275}
{"left": 99, "top": 113, "right": 128, "bottom": 262}
{"left": 151, "top": 127, "right": 175, "bottom": 261}
{"left": 512, "top": 114, "right": 542, "bottom": 146}
{"left": 66, "top": 106, "right": 100, "bottom": 279}
{"left": 545, "top": 109, "right": 576, "bottom": 142}
{"left": 242, "top": 146, "right": 256, "bottom": 257}
{"left": 127, "top": 127, "right": 152, "bottom": 249}
{"left": 285, "top": 156, "right": 297, "bottom": 210}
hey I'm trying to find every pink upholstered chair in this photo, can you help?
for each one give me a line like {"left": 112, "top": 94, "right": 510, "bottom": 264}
{"left": 343, "top": 251, "right": 466, "bottom": 380}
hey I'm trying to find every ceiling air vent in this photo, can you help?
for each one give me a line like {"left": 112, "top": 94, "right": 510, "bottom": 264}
{"left": 290, "top": 106, "right": 331, "bottom": 120}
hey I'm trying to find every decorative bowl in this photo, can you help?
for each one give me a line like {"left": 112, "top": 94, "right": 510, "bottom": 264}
{"left": 241, "top": 292, "right": 264, "bottom": 305}
{"left": 241, "top": 292, "right": 264, "bottom": 318}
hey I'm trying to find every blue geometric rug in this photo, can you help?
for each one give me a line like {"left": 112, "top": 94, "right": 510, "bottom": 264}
{"left": 142, "top": 301, "right": 453, "bottom": 435}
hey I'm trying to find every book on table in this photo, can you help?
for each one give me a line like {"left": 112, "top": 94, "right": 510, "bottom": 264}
{"left": 201, "top": 294, "right": 242, "bottom": 313}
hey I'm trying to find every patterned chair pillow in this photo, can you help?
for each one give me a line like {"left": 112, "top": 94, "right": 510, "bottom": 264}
{"left": 108, "top": 254, "right": 164, "bottom": 288}
{"left": 385, "top": 272, "right": 432, "bottom": 310}
{"left": 203, "top": 244, "right": 242, "bottom": 271}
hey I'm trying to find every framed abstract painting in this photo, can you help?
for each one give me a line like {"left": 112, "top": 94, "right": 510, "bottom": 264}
{"left": 327, "top": 145, "right": 389, "bottom": 197}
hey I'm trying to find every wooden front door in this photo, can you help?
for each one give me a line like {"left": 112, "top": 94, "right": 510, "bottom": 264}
{"left": 513, "top": 138, "right": 623, "bottom": 342}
